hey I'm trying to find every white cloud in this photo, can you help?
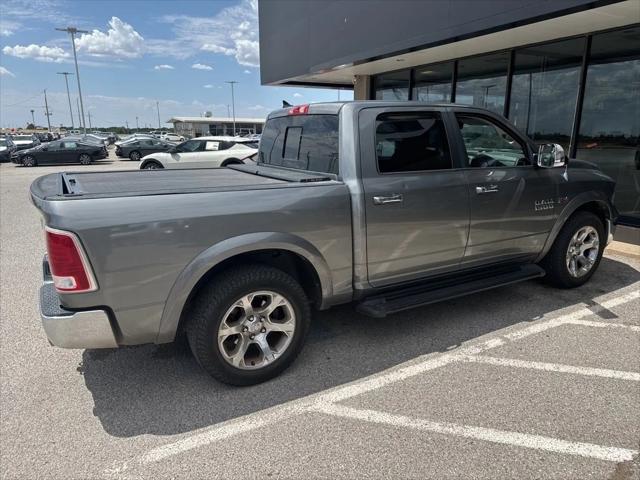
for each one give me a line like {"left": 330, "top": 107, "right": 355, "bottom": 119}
{"left": 0, "top": 66, "right": 15, "bottom": 77}
{"left": 75, "top": 17, "right": 144, "bottom": 59}
{"left": 154, "top": 64, "right": 174, "bottom": 70}
{"left": 2, "top": 44, "right": 70, "bottom": 62}
{"left": 0, "top": 19, "right": 20, "bottom": 36}
{"left": 192, "top": 63, "right": 213, "bottom": 71}
{"left": 243, "top": 70, "right": 251, "bottom": 74}
{"left": 163, "top": 0, "right": 260, "bottom": 67}
{"left": 293, "top": 93, "right": 303, "bottom": 98}
{"left": 203, "top": 84, "right": 214, "bottom": 88}
{"left": 247, "top": 104, "right": 267, "bottom": 111}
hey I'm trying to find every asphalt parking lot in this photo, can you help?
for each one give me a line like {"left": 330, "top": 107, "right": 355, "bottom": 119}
{"left": 1, "top": 154, "right": 639, "bottom": 479}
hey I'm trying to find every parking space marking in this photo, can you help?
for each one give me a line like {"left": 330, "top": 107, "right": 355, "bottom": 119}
{"left": 565, "top": 318, "right": 640, "bottom": 332}
{"left": 313, "top": 403, "right": 639, "bottom": 463}
{"left": 119, "top": 286, "right": 640, "bottom": 473}
{"left": 463, "top": 355, "right": 640, "bottom": 381}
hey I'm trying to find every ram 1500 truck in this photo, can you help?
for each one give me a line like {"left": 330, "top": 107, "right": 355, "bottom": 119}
{"left": 31, "top": 102, "right": 617, "bottom": 385}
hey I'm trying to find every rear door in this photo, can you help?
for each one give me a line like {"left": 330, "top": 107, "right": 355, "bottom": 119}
{"left": 359, "top": 108, "right": 470, "bottom": 287}
{"left": 450, "top": 111, "right": 559, "bottom": 265}
{"left": 39, "top": 140, "right": 61, "bottom": 164}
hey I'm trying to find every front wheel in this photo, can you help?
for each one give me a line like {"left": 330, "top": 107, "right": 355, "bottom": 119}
{"left": 129, "top": 150, "right": 141, "bottom": 161}
{"left": 142, "top": 161, "right": 163, "bottom": 170}
{"left": 186, "top": 265, "right": 311, "bottom": 385}
{"left": 540, "top": 211, "right": 604, "bottom": 288}
{"left": 22, "top": 155, "right": 36, "bottom": 167}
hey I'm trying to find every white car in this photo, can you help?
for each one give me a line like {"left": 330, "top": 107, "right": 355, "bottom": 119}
{"left": 160, "top": 133, "right": 185, "bottom": 142}
{"left": 139, "top": 136, "right": 259, "bottom": 169}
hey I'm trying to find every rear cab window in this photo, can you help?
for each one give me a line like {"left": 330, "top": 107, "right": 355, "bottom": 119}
{"left": 258, "top": 114, "right": 339, "bottom": 174}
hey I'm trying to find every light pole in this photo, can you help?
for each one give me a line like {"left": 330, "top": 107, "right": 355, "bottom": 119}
{"left": 156, "top": 101, "right": 161, "bottom": 129}
{"left": 76, "top": 98, "right": 81, "bottom": 130}
{"left": 30, "top": 109, "right": 35, "bottom": 126}
{"left": 136, "top": 116, "right": 139, "bottom": 132}
{"left": 88, "top": 110, "right": 92, "bottom": 130}
{"left": 43, "top": 89, "right": 52, "bottom": 131}
{"left": 57, "top": 72, "right": 75, "bottom": 128}
{"left": 56, "top": 26, "right": 89, "bottom": 132}
{"left": 225, "top": 81, "right": 238, "bottom": 136}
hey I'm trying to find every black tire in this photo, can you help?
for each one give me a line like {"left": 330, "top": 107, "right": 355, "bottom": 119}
{"left": 142, "top": 160, "right": 163, "bottom": 170}
{"left": 186, "top": 264, "right": 311, "bottom": 385}
{"left": 221, "top": 158, "right": 241, "bottom": 167}
{"left": 539, "top": 211, "right": 605, "bottom": 288}
{"left": 129, "top": 150, "right": 141, "bottom": 161}
{"left": 22, "top": 155, "right": 36, "bottom": 167}
{"left": 79, "top": 153, "right": 92, "bottom": 165}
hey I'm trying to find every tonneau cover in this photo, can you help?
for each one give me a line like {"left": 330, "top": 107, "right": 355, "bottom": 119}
{"left": 30, "top": 167, "right": 288, "bottom": 201}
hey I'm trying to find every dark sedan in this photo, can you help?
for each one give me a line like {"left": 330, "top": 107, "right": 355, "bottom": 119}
{"left": 115, "top": 138, "right": 175, "bottom": 161}
{"left": 0, "top": 137, "right": 17, "bottom": 162}
{"left": 13, "top": 139, "right": 107, "bottom": 167}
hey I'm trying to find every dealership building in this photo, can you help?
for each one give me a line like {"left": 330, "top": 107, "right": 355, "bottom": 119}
{"left": 167, "top": 116, "right": 265, "bottom": 138}
{"left": 259, "top": 0, "right": 639, "bottom": 226}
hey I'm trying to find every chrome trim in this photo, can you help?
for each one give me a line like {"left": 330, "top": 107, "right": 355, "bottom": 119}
{"left": 40, "top": 303, "right": 118, "bottom": 349}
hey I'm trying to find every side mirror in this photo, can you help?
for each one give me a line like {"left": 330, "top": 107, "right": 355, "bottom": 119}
{"left": 536, "top": 143, "right": 566, "bottom": 168}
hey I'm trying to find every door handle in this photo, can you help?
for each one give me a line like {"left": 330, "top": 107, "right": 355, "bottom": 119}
{"left": 475, "top": 185, "right": 499, "bottom": 194}
{"left": 373, "top": 194, "right": 403, "bottom": 205}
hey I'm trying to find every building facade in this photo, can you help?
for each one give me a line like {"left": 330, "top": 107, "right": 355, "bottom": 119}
{"left": 168, "top": 117, "right": 265, "bottom": 138}
{"left": 259, "top": 0, "right": 640, "bottom": 225}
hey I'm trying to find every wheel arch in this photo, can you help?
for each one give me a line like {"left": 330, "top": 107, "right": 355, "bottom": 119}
{"left": 155, "top": 232, "right": 333, "bottom": 343}
{"left": 536, "top": 192, "right": 614, "bottom": 263}
{"left": 140, "top": 158, "right": 162, "bottom": 169}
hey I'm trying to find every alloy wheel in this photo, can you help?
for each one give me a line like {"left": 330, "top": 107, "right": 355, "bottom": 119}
{"left": 217, "top": 291, "right": 296, "bottom": 370}
{"left": 565, "top": 226, "right": 599, "bottom": 278}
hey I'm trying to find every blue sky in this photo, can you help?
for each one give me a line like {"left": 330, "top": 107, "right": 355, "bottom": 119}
{"left": 0, "top": 0, "right": 352, "bottom": 129}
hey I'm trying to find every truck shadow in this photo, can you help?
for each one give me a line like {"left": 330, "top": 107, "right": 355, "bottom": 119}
{"left": 81, "top": 256, "right": 639, "bottom": 438}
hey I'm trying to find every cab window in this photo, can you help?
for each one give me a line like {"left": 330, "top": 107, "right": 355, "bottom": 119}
{"left": 456, "top": 115, "right": 529, "bottom": 167}
{"left": 375, "top": 112, "right": 452, "bottom": 173}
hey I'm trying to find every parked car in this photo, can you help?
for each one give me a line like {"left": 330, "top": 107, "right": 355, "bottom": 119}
{"left": 0, "top": 137, "right": 17, "bottom": 162}
{"left": 161, "top": 132, "right": 185, "bottom": 142}
{"left": 116, "top": 138, "right": 176, "bottom": 161}
{"left": 15, "top": 139, "right": 107, "bottom": 166}
{"left": 31, "top": 102, "right": 616, "bottom": 386}
{"left": 139, "top": 136, "right": 258, "bottom": 169}
{"left": 11, "top": 134, "right": 40, "bottom": 151}
{"left": 115, "top": 133, "right": 155, "bottom": 146}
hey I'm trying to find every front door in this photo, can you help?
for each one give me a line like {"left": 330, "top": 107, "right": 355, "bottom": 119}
{"left": 453, "top": 113, "right": 560, "bottom": 265}
{"left": 360, "top": 108, "right": 470, "bottom": 287}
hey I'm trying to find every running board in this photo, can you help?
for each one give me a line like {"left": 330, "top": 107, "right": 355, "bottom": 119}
{"left": 356, "top": 264, "right": 545, "bottom": 318}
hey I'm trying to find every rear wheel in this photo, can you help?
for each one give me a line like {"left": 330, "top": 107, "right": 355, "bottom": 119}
{"left": 129, "top": 150, "right": 141, "bottom": 161}
{"left": 79, "top": 153, "right": 92, "bottom": 165}
{"left": 22, "top": 155, "right": 36, "bottom": 167}
{"left": 186, "top": 265, "right": 311, "bottom": 385}
{"left": 540, "top": 211, "right": 604, "bottom": 288}
{"left": 142, "top": 160, "right": 163, "bottom": 170}
{"left": 221, "top": 158, "right": 242, "bottom": 167}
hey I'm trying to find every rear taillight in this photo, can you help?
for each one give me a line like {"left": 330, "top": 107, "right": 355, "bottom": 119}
{"left": 288, "top": 104, "right": 309, "bottom": 115}
{"left": 45, "top": 227, "right": 97, "bottom": 293}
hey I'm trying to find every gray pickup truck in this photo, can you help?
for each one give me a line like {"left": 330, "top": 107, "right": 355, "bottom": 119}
{"left": 31, "top": 102, "right": 617, "bottom": 385}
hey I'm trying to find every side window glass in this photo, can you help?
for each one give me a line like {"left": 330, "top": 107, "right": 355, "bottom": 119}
{"left": 375, "top": 112, "right": 452, "bottom": 173}
{"left": 181, "top": 140, "right": 202, "bottom": 152}
{"left": 456, "top": 115, "right": 529, "bottom": 167}
{"left": 283, "top": 127, "right": 302, "bottom": 160}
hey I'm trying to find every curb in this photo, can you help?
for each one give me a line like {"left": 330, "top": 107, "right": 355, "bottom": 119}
{"left": 606, "top": 241, "right": 640, "bottom": 259}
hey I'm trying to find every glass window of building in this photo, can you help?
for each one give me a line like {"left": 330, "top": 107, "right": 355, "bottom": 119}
{"left": 412, "top": 62, "right": 453, "bottom": 103}
{"left": 374, "top": 70, "right": 410, "bottom": 100}
{"left": 509, "top": 38, "right": 585, "bottom": 151}
{"left": 455, "top": 52, "right": 509, "bottom": 114}
{"left": 577, "top": 26, "right": 640, "bottom": 221}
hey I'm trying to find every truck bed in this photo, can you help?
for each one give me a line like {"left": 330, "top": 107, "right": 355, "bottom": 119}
{"left": 30, "top": 167, "right": 290, "bottom": 201}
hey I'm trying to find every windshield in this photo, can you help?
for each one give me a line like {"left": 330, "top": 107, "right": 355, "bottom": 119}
{"left": 258, "top": 114, "right": 339, "bottom": 174}
{"left": 13, "top": 135, "right": 32, "bottom": 141}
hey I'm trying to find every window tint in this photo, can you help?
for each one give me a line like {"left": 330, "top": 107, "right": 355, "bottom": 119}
{"left": 375, "top": 112, "right": 451, "bottom": 173}
{"left": 179, "top": 140, "right": 202, "bottom": 152}
{"left": 283, "top": 127, "right": 302, "bottom": 159}
{"left": 456, "top": 115, "right": 529, "bottom": 168}
{"left": 258, "top": 115, "right": 339, "bottom": 174}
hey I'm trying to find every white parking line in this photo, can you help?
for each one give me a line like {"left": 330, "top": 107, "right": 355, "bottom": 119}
{"left": 463, "top": 355, "right": 640, "bottom": 382}
{"left": 313, "top": 403, "right": 638, "bottom": 463}
{"left": 565, "top": 318, "right": 640, "bottom": 332}
{"left": 116, "top": 286, "right": 639, "bottom": 472}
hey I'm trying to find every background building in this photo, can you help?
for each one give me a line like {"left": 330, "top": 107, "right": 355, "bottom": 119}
{"left": 168, "top": 116, "right": 265, "bottom": 138}
{"left": 259, "top": 0, "right": 640, "bottom": 226}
